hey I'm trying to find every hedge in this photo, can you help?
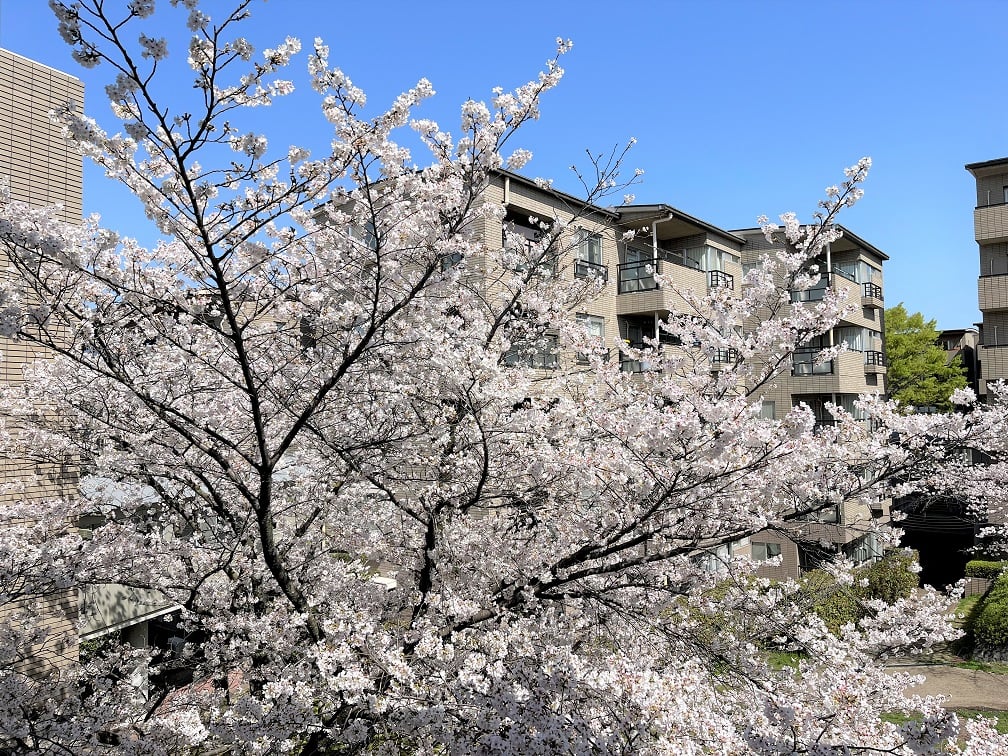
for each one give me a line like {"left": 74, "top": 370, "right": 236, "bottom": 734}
{"left": 965, "top": 560, "right": 1006, "bottom": 579}
{"left": 973, "top": 573, "right": 1008, "bottom": 647}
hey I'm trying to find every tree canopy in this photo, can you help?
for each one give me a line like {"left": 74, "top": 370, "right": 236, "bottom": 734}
{"left": 0, "top": 1, "right": 1006, "bottom": 753}
{"left": 885, "top": 303, "right": 967, "bottom": 411}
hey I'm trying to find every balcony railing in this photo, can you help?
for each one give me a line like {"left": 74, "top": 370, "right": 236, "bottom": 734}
{"left": 711, "top": 347, "right": 739, "bottom": 364}
{"left": 862, "top": 282, "right": 883, "bottom": 301}
{"left": 864, "top": 350, "right": 885, "bottom": 366}
{"left": 831, "top": 265, "right": 857, "bottom": 283}
{"left": 574, "top": 259, "right": 609, "bottom": 282}
{"left": 790, "top": 275, "right": 830, "bottom": 303}
{"left": 576, "top": 347, "right": 611, "bottom": 365}
{"left": 792, "top": 347, "right": 834, "bottom": 376}
{"left": 708, "top": 269, "right": 734, "bottom": 290}
{"left": 617, "top": 260, "right": 660, "bottom": 294}
{"left": 620, "top": 341, "right": 661, "bottom": 373}
{"left": 503, "top": 339, "right": 559, "bottom": 370}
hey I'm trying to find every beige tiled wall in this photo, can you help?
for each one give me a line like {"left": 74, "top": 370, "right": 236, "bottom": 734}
{"left": 0, "top": 50, "right": 83, "bottom": 221}
{"left": 0, "top": 49, "right": 83, "bottom": 676}
{"left": 975, "top": 204, "right": 1008, "bottom": 244}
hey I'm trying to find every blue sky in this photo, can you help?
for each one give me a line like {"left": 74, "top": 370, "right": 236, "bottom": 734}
{"left": 1, "top": 0, "right": 1005, "bottom": 330}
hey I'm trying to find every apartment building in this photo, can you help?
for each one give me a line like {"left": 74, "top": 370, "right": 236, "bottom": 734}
{"left": 481, "top": 172, "right": 890, "bottom": 579}
{"left": 482, "top": 172, "right": 746, "bottom": 374}
{"left": 730, "top": 226, "right": 889, "bottom": 578}
{"left": 1, "top": 49, "right": 178, "bottom": 697}
{"left": 0, "top": 48, "right": 83, "bottom": 678}
{"left": 966, "top": 157, "right": 1008, "bottom": 396}
{"left": 938, "top": 327, "right": 980, "bottom": 396}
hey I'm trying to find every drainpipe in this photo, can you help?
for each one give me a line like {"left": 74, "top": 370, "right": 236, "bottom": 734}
{"left": 503, "top": 176, "right": 510, "bottom": 206}
{"left": 825, "top": 242, "right": 834, "bottom": 348}
{"left": 650, "top": 212, "right": 674, "bottom": 344}
{"left": 651, "top": 212, "right": 675, "bottom": 264}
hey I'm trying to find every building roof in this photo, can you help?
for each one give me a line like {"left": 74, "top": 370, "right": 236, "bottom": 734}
{"left": 0, "top": 47, "right": 82, "bottom": 81}
{"left": 965, "top": 157, "right": 1008, "bottom": 177}
{"left": 496, "top": 170, "right": 621, "bottom": 220}
{"left": 616, "top": 204, "right": 747, "bottom": 246}
{"left": 729, "top": 224, "right": 889, "bottom": 261}
{"left": 835, "top": 225, "right": 890, "bottom": 262}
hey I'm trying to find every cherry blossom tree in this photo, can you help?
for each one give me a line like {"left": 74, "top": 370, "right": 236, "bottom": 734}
{"left": 1, "top": 0, "right": 1006, "bottom": 753}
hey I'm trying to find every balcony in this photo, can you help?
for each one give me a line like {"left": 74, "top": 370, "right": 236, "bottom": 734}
{"left": 574, "top": 259, "right": 608, "bottom": 282}
{"left": 787, "top": 349, "right": 871, "bottom": 393}
{"left": 792, "top": 347, "right": 834, "bottom": 376}
{"left": 576, "top": 347, "right": 611, "bottom": 366}
{"left": 790, "top": 274, "right": 879, "bottom": 321}
{"left": 790, "top": 274, "right": 833, "bottom": 303}
{"left": 978, "top": 273, "right": 1008, "bottom": 312}
{"left": 861, "top": 282, "right": 884, "bottom": 309}
{"left": 617, "top": 260, "right": 659, "bottom": 293}
{"left": 975, "top": 202, "right": 1008, "bottom": 244}
{"left": 708, "top": 269, "right": 734, "bottom": 291}
{"left": 616, "top": 260, "right": 708, "bottom": 316}
{"left": 864, "top": 350, "right": 886, "bottom": 375}
{"left": 619, "top": 341, "right": 661, "bottom": 374}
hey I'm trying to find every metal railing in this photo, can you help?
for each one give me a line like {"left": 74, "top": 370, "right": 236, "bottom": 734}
{"left": 711, "top": 347, "right": 739, "bottom": 363}
{"left": 617, "top": 260, "right": 660, "bottom": 293}
{"left": 574, "top": 259, "right": 609, "bottom": 282}
{"left": 576, "top": 347, "right": 611, "bottom": 365}
{"left": 708, "top": 269, "right": 734, "bottom": 290}
{"left": 831, "top": 265, "right": 857, "bottom": 282}
{"left": 790, "top": 275, "right": 831, "bottom": 303}
{"left": 620, "top": 341, "right": 661, "bottom": 373}
{"left": 862, "top": 281, "right": 883, "bottom": 300}
{"left": 792, "top": 347, "right": 834, "bottom": 376}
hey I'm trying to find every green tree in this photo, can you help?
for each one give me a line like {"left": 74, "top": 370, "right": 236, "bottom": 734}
{"left": 885, "top": 303, "right": 967, "bottom": 411}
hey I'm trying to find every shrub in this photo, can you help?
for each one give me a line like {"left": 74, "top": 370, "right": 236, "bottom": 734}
{"left": 860, "top": 549, "right": 919, "bottom": 603}
{"left": 965, "top": 560, "right": 1006, "bottom": 579}
{"left": 797, "top": 550, "right": 920, "bottom": 635}
{"left": 800, "top": 569, "right": 861, "bottom": 634}
{"left": 972, "top": 573, "right": 1008, "bottom": 648}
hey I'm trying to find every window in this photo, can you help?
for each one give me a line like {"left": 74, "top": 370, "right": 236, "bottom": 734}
{"left": 835, "top": 326, "right": 871, "bottom": 352}
{"left": 575, "top": 230, "right": 607, "bottom": 281}
{"left": 683, "top": 247, "right": 704, "bottom": 271}
{"left": 1003, "top": 185, "right": 1008, "bottom": 204}
{"left": 759, "top": 400, "right": 775, "bottom": 419}
{"left": 576, "top": 314, "right": 605, "bottom": 364}
{"left": 799, "top": 503, "right": 840, "bottom": 523}
{"left": 618, "top": 245, "right": 657, "bottom": 293}
{"left": 350, "top": 219, "right": 378, "bottom": 252}
{"left": 576, "top": 230, "right": 602, "bottom": 265}
{"left": 440, "top": 251, "right": 463, "bottom": 271}
{"left": 752, "top": 541, "right": 782, "bottom": 561}
{"left": 837, "top": 394, "right": 867, "bottom": 421}
{"left": 503, "top": 334, "right": 559, "bottom": 370}
{"left": 503, "top": 221, "right": 555, "bottom": 276}
{"left": 792, "top": 349, "right": 833, "bottom": 375}
{"left": 835, "top": 259, "right": 879, "bottom": 285}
